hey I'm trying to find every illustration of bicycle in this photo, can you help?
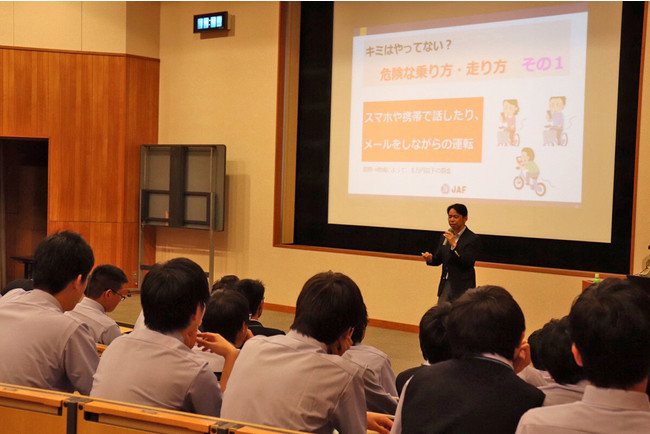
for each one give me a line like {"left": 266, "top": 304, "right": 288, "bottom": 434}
{"left": 542, "top": 116, "right": 574, "bottom": 147}
{"left": 542, "top": 127, "right": 567, "bottom": 146}
{"left": 513, "top": 168, "right": 546, "bottom": 196}
{"left": 514, "top": 156, "right": 547, "bottom": 197}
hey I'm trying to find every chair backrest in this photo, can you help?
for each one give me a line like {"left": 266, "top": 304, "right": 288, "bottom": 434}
{"left": 0, "top": 383, "right": 72, "bottom": 434}
{"left": 0, "top": 382, "right": 308, "bottom": 434}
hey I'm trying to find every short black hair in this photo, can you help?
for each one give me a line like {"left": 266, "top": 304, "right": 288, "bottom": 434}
{"left": 447, "top": 203, "right": 468, "bottom": 217}
{"left": 539, "top": 317, "right": 583, "bottom": 385}
{"left": 32, "top": 231, "right": 94, "bottom": 295}
{"left": 212, "top": 275, "right": 239, "bottom": 293}
{"left": 1, "top": 278, "right": 33, "bottom": 296}
{"left": 419, "top": 303, "right": 452, "bottom": 364}
{"left": 291, "top": 271, "right": 367, "bottom": 345}
{"left": 141, "top": 258, "right": 210, "bottom": 333}
{"left": 569, "top": 278, "right": 650, "bottom": 389}
{"left": 235, "top": 279, "right": 265, "bottom": 315}
{"left": 447, "top": 285, "right": 525, "bottom": 360}
{"left": 351, "top": 304, "right": 369, "bottom": 345}
{"left": 85, "top": 264, "right": 128, "bottom": 299}
{"left": 201, "top": 289, "right": 249, "bottom": 344}
{"left": 527, "top": 325, "right": 550, "bottom": 371}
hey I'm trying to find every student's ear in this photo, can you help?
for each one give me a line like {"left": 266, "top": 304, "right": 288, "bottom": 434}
{"left": 75, "top": 275, "right": 87, "bottom": 296}
{"left": 326, "top": 327, "right": 353, "bottom": 356}
{"left": 571, "top": 343, "right": 584, "bottom": 367}
{"left": 236, "top": 322, "right": 251, "bottom": 348}
{"left": 191, "top": 303, "right": 205, "bottom": 327}
{"left": 256, "top": 300, "right": 264, "bottom": 318}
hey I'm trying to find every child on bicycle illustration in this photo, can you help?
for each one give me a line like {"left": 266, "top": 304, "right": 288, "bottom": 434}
{"left": 517, "top": 147, "right": 540, "bottom": 188}
{"left": 499, "top": 99, "right": 519, "bottom": 146}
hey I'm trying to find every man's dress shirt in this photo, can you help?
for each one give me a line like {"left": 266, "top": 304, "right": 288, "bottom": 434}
{"left": 91, "top": 327, "right": 222, "bottom": 416}
{"left": 221, "top": 330, "right": 367, "bottom": 433}
{"left": 516, "top": 385, "right": 650, "bottom": 433}
{"left": 344, "top": 343, "right": 398, "bottom": 396}
{"left": 65, "top": 297, "right": 121, "bottom": 345}
{"left": 0, "top": 289, "right": 98, "bottom": 394}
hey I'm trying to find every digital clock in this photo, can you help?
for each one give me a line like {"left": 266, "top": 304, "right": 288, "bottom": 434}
{"left": 194, "top": 11, "right": 228, "bottom": 33}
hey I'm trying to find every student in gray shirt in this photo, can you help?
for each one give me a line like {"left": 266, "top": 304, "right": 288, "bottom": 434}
{"left": 220, "top": 271, "right": 393, "bottom": 434}
{"left": 66, "top": 264, "right": 128, "bottom": 345}
{"left": 91, "top": 258, "right": 238, "bottom": 416}
{"left": 516, "top": 278, "right": 650, "bottom": 433}
{"left": 0, "top": 230, "right": 98, "bottom": 394}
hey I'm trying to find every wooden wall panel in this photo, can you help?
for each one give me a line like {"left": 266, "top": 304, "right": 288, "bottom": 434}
{"left": 87, "top": 55, "right": 127, "bottom": 223}
{"left": 122, "top": 222, "right": 140, "bottom": 285}
{"left": 1, "top": 50, "right": 50, "bottom": 137}
{"left": 1, "top": 47, "right": 160, "bottom": 286}
{"left": 125, "top": 57, "right": 159, "bottom": 223}
{"left": 125, "top": 57, "right": 160, "bottom": 276}
{"left": 47, "top": 52, "right": 84, "bottom": 222}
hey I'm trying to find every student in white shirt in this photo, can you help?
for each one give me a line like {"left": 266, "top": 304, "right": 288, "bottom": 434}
{"left": 517, "top": 278, "right": 650, "bottom": 433}
{"left": 66, "top": 264, "right": 128, "bottom": 345}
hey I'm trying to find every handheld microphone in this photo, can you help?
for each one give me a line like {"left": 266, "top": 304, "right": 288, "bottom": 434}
{"left": 443, "top": 228, "right": 454, "bottom": 245}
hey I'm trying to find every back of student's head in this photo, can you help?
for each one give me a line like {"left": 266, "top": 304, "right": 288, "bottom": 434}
{"left": 291, "top": 271, "right": 367, "bottom": 345}
{"left": 447, "top": 285, "right": 525, "bottom": 360}
{"left": 202, "top": 289, "right": 250, "bottom": 344}
{"left": 527, "top": 325, "right": 550, "bottom": 371}
{"left": 539, "top": 317, "right": 583, "bottom": 385}
{"left": 350, "top": 306, "right": 369, "bottom": 345}
{"left": 85, "top": 264, "right": 128, "bottom": 299}
{"left": 212, "top": 274, "right": 240, "bottom": 293}
{"left": 235, "top": 278, "right": 265, "bottom": 316}
{"left": 419, "top": 303, "right": 452, "bottom": 364}
{"left": 32, "top": 230, "right": 94, "bottom": 295}
{"left": 569, "top": 278, "right": 650, "bottom": 389}
{"left": 141, "top": 258, "right": 210, "bottom": 333}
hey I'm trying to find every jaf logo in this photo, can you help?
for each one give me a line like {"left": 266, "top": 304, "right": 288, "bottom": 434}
{"left": 441, "top": 184, "right": 467, "bottom": 194}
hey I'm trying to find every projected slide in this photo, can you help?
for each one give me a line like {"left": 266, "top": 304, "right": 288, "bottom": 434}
{"left": 348, "top": 9, "right": 588, "bottom": 203}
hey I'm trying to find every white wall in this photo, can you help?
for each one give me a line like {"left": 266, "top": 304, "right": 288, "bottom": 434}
{"left": 0, "top": 1, "right": 159, "bottom": 58}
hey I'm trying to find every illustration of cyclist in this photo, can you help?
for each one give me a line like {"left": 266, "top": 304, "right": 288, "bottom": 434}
{"left": 499, "top": 99, "right": 519, "bottom": 146}
{"left": 517, "top": 147, "right": 540, "bottom": 189}
{"left": 544, "top": 96, "right": 566, "bottom": 145}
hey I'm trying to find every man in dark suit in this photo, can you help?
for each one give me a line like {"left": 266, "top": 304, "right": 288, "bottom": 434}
{"left": 391, "top": 285, "right": 545, "bottom": 434}
{"left": 422, "top": 203, "right": 480, "bottom": 303}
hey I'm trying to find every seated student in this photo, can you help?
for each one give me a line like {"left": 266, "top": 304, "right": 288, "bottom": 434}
{"left": 518, "top": 324, "right": 553, "bottom": 387}
{"left": 0, "top": 231, "right": 98, "bottom": 394}
{"left": 132, "top": 274, "right": 243, "bottom": 331}
{"left": 65, "top": 264, "right": 128, "bottom": 345}
{"left": 516, "top": 278, "right": 650, "bottom": 433}
{"left": 221, "top": 271, "right": 393, "bottom": 434}
{"left": 343, "top": 309, "right": 398, "bottom": 397}
{"left": 392, "top": 285, "right": 545, "bottom": 434}
{"left": 537, "top": 317, "right": 587, "bottom": 406}
{"left": 395, "top": 303, "right": 452, "bottom": 396}
{"left": 212, "top": 274, "right": 240, "bottom": 292}
{"left": 194, "top": 289, "right": 250, "bottom": 376}
{"left": 91, "top": 258, "right": 238, "bottom": 416}
{"left": 235, "top": 278, "right": 285, "bottom": 336}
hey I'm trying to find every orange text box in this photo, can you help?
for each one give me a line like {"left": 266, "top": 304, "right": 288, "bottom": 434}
{"left": 362, "top": 97, "right": 483, "bottom": 162}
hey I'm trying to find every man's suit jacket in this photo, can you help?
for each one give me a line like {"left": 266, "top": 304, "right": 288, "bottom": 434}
{"left": 401, "top": 357, "right": 545, "bottom": 434}
{"left": 427, "top": 227, "right": 480, "bottom": 298}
